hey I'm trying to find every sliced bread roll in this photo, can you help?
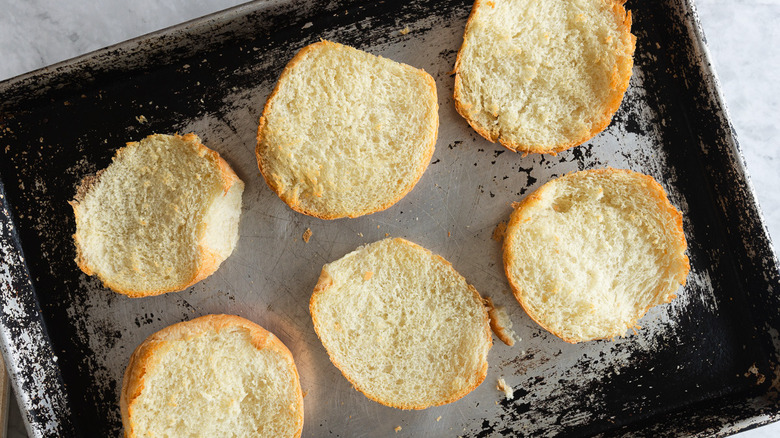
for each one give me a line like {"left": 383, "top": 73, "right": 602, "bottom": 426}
{"left": 120, "top": 314, "right": 304, "bottom": 438}
{"left": 70, "top": 133, "right": 244, "bottom": 297}
{"left": 256, "top": 40, "right": 438, "bottom": 219}
{"left": 503, "top": 168, "right": 689, "bottom": 343}
{"left": 453, "top": 0, "right": 635, "bottom": 154}
{"left": 310, "top": 238, "right": 491, "bottom": 409}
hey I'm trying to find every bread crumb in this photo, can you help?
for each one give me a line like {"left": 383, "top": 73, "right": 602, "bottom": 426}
{"left": 364, "top": 271, "right": 373, "bottom": 281}
{"left": 135, "top": 115, "right": 148, "bottom": 124}
{"left": 447, "top": 231, "right": 451, "bottom": 238}
{"left": 358, "top": 232, "right": 363, "bottom": 237}
{"left": 492, "top": 221, "right": 507, "bottom": 242}
{"left": 399, "top": 26, "right": 410, "bottom": 35}
{"left": 497, "top": 378, "right": 514, "bottom": 400}
{"left": 395, "top": 426, "right": 402, "bottom": 433}
{"left": 745, "top": 363, "right": 766, "bottom": 384}
{"left": 385, "top": 233, "right": 389, "bottom": 237}
{"left": 485, "top": 297, "right": 518, "bottom": 346}
{"left": 302, "top": 228, "right": 312, "bottom": 242}
{"left": 436, "top": 416, "right": 441, "bottom": 422}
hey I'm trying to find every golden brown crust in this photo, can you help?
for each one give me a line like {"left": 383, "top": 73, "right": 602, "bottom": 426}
{"left": 256, "top": 40, "right": 438, "bottom": 220}
{"left": 453, "top": 0, "right": 636, "bottom": 155}
{"left": 70, "top": 133, "right": 243, "bottom": 298}
{"left": 484, "top": 296, "right": 515, "bottom": 347}
{"left": 309, "top": 238, "right": 491, "bottom": 409}
{"left": 502, "top": 168, "right": 690, "bottom": 343}
{"left": 121, "top": 314, "right": 304, "bottom": 438}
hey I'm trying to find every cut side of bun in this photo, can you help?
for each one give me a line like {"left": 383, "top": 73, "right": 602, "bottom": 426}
{"left": 503, "top": 168, "right": 689, "bottom": 343}
{"left": 310, "top": 238, "right": 491, "bottom": 409}
{"left": 256, "top": 40, "right": 438, "bottom": 219}
{"left": 453, "top": 0, "right": 635, "bottom": 154}
{"left": 70, "top": 133, "right": 243, "bottom": 297}
{"left": 120, "top": 314, "right": 304, "bottom": 438}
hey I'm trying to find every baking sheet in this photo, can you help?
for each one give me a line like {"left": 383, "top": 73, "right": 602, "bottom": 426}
{"left": 1, "top": 0, "right": 780, "bottom": 436}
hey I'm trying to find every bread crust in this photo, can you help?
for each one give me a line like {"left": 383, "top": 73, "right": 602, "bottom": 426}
{"left": 502, "top": 168, "right": 690, "bottom": 343}
{"left": 484, "top": 296, "right": 516, "bottom": 347}
{"left": 310, "top": 238, "right": 491, "bottom": 409}
{"left": 70, "top": 133, "right": 243, "bottom": 297}
{"left": 453, "top": 0, "right": 636, "bottom": 154}
{"left": 256, "top": 40, "right": 438, "bottom": 219}
{"left": 120, "top": 314, "right": 304, "bottom": 438}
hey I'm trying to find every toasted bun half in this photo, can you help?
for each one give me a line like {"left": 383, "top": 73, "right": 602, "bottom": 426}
{"left": 453, "top": 0, "right": 635, "bottom": 154}
{"left": 70, "top": 133, "right": 244, "bottom": 297}
{"left": 120, "top": 314, "right": 304, "bottom": 438}
{"left": 256, "top": 40, "right": 438, "bottom": 219}
{"left": 310, "top": 238, "right": 491, "bottom": 409}
{"left": 503, "top": 168, "right": 689, "bottom": 343}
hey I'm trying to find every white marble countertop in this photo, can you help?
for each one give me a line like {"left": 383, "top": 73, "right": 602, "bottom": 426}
{"left": 0, "top": 0, "right": 777, "bottom": 436}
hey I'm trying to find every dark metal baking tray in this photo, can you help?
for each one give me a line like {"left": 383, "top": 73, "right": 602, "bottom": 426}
{"left": 1, "top": 0, "right": 779, "bottom": 436}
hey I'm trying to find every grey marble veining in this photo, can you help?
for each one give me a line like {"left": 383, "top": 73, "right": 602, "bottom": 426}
{"left": 696, "top": 0, "right": 780, "bottom": 249}
{"left": 0, "top": 0, "right": 246, "bottom": 80}
{"left": 0, "top": 0, "right": 778, "bottom": 437}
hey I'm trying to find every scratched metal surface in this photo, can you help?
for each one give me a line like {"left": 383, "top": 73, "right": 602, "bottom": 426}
{"left": 1, "top": 0, "right": 780, "bottom": 436}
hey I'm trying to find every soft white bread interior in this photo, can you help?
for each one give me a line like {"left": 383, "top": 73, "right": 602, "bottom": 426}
{"left": 503, "top": 168, "right": 689, "bottom": 343}
{"left": 70, "top": 133, "right": 244, "bottom": 297}
{"left": 120, "top": 314, "right": 304, "bottom": 438}
{"left": 453, "top": 0, "right": 635, "bottom": 154}
{"left": 310, "top": 238, "right": 491, "bottom": 409}
{"left": 257, "top": 40, "right": 438, "bottom": 219}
